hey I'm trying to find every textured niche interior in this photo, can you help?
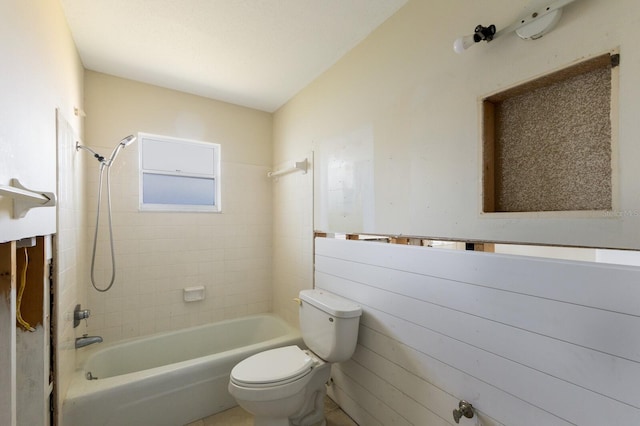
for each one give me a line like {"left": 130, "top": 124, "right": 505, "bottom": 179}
{"left": 483, "top": 54, "right": 613, "bottom": 213}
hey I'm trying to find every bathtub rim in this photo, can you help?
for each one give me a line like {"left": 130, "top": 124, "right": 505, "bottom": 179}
{"left": 74, "top": 313, "right": 297, "bottom": 365}
{"left": 65, "top": 313, "right": 302, "bottom": 400}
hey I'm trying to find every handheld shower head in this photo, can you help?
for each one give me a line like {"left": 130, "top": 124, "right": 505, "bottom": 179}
{"left": 120, "top": 135, "right": 136, "bottom": 147}
{"left": 108, "top": 134, "right": 137, "bottom": 165}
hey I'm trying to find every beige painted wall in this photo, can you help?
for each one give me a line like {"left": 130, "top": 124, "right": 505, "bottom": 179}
{"left": 0, "top": 1, "right": 83, "bottom": 242}
{"left": 272, "top": 2, "right": 640, "bottom": 423}
{"left": 274, "top": 0, "right": 640, "bottom": 250}
{"left": 82, "top": 72, "right": 274, "bottom": 343}
{"left": 0, "top": 1, "right": 84, "bottom": 424}
{"left": 3, "top": 0, "right": 637, "bottom": 423}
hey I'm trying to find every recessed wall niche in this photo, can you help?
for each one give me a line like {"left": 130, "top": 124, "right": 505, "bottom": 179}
{"left": 482, "top": 53, "right": 617, "bottom": 213}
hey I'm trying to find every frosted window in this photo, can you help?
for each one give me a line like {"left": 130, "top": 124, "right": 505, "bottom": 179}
{"left": 142, "top": 139, "right": 214, "bottom": 175}
{"left": 138, "top": 133, "right": 221, "bottom": 212}
{"left": 142, "top": 173, "right": 215, "bottom": 205}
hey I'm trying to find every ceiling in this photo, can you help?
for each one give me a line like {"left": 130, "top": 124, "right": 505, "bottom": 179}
{"left": 59, "top": 0, "right": 408, "bottom": 112}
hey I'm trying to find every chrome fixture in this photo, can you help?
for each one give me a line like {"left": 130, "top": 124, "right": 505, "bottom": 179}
{"left": 75, "top": 334, "right": 103, "bottom": 349}
{"left": 453, "top": 400, "right": 475, "bottom": 424}
{"left": 76, "top": 134, "right": 136, "bottom": 167}
{"left": 453, "top": 0, "right": 578, "bottom": 53}
{"left": 73, "top": 304, "right": 91, "bottom": 328}
{"left": 76, "top": 135, "right": 137, "bottom": 292}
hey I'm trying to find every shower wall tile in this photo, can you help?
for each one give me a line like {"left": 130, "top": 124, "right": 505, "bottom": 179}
{"left": 85, "top": 161, "right": 273, "bottom": 344}
{"left": 57, "top": 112, "right": 89, "bottom": 408}
{"left": 81, "top": 71, "right": 274, "bottom": 345}
{"left": 271, "top": 154, "right": 314, "bottom": 327}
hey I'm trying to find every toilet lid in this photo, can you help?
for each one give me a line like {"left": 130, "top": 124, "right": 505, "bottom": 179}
{"left": 230, "top": 346, "right": 314, "bottom": 386}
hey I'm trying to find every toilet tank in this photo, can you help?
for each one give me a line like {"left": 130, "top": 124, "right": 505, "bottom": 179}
{"left": 298, "top": 289, "right": 362, "bottom": 362}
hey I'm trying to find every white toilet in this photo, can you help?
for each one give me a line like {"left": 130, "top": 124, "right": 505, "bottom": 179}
{"left": 228, "top": 289, "right": 362, "bottom": 426}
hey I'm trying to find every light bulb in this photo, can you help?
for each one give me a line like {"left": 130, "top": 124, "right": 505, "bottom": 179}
{"left": 453, "top": 35, "right": 476, "bottom": 54}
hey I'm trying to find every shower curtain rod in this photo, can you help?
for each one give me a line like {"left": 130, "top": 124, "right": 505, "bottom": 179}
{"left": 267, "top": 158, "right": 308, "bottom": 178}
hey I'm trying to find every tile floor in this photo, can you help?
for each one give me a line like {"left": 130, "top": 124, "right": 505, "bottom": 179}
{"left": 186, "top": 396, "right": 358, "bottom": 426}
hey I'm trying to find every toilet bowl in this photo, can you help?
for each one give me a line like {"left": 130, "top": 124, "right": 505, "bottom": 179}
{"left": 229, "top": 346, "right": 331, "bottom": 426}
{"left": 228, "top": 289, "right": 362, "bottom": 426}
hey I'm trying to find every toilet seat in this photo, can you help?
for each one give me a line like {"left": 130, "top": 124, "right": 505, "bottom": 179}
{"left": 230, "top": 346, "right": 315, "bottom": 388}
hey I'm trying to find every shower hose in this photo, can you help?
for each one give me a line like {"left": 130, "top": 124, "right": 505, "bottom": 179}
{"left": 90, "top": 162, "right": 117, "bottom": 292}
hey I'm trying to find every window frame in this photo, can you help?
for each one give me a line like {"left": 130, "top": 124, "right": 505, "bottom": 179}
{"left": 138, "top": 133, "right": 222, "bottom": 213}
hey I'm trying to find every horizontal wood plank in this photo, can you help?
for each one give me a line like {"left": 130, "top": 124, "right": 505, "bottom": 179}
{"left": 316, "top": 256, "right": 640, "bottom": 405}
{"left": 316, "top": 238, "right": 640, "bottom": 316}
{"left": 316, "top": 238, "right": 640, "bottom": 426}
{"left": 357, "top": 326, "right": 567, "bottom": 426}
{"left": 330, "top": 364, "right": 410, "bottom": 426}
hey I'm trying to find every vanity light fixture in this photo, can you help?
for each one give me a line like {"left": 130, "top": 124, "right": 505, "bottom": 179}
{"left": 453, "top": 0, "right": 578, "bottom": 53}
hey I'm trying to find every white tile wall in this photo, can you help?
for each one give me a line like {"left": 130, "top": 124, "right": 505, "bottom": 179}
{"left": 271, "top": 155, "right": 314, "bottom": 327}
{"left": 79, "top": 71, "right": 274, "bottom": 346}
{"left": 56, "top": 111, "right": 88, "bottom": 405}
{"left": 83, "top": 156, "right": 273, "bottom": 344}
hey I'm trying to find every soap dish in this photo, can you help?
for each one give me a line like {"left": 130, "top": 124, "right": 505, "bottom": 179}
{"left": 184, "top": 286, "right": 205, "bottom": 302}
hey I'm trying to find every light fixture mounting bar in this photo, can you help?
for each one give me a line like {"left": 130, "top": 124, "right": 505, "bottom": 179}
{"left": 495, "top": 0, "right": 577, "bottom": 39}
{"left": 453, "top": 0, "right": 579, "bottom": 53}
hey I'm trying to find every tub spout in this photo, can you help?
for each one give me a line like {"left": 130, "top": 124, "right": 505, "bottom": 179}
{"left": 75, "top": 334, "right": 103, "bottom": 349}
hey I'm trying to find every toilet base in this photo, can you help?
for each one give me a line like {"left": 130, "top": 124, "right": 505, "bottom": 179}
{"left": 290, "top": 362, "right": 331, "bottom": 426}
{"left": 249, "top": 362, "right": 331, "bottom": 426}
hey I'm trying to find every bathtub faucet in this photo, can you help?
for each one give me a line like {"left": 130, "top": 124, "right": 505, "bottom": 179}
{"left": 75, "top": 334, "right": 103, "bottom": 349}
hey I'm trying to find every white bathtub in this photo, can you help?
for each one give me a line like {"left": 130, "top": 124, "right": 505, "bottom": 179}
{"left": 62, "top": 314, "right": 302, "bottom": 426}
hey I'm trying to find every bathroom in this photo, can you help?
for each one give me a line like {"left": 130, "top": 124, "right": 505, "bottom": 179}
{"left": 2, "top": 0, "right": 640, "bottom": 425}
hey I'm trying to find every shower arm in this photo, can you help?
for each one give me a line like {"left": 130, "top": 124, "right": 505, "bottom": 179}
{"left": 75, "top": 142, "right": 106, "bottom": 164}
{"left": 76, "top": 135, "right": 136, "bottom": 167}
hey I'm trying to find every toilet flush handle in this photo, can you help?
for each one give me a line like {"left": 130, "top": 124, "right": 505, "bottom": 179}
{"left": 293, "top": 298, "right": 302, "bottom": 306}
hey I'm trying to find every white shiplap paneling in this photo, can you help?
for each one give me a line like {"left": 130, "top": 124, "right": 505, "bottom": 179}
{"left": 316, "top": 238, "right": 640, "bottom": 426}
